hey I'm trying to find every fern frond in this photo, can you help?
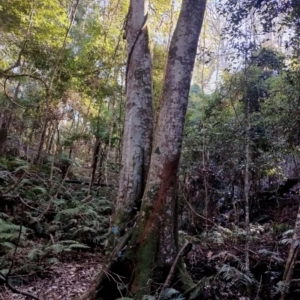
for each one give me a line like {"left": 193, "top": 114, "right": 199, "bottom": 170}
{"left": 33, "top": 186, "right": 47, "bottom": 194}
{"left": 55, "top": 206, "right": 84, "bottom": 220}
{"left": 46, "top": 257, "right": 60, "bottom": 265}
{"left": 45, "top": 240, "right": 90, "bottom": 254}
{"left": 258, "top": 249, "right": 284, "bottom": 264}
{"left": 0, "top": 221, "right": 25, "bottom": 233}
{"left": 67, "top": 243, "right": 90, "bottom": 250}
{"left": 27, "top": 248, "right": 45, "bottom": 261}
{"left": 282, "top": 229, "right": 294, "bottom": 237}
{"left": 0, "top": 212, "right": 10, "bottom": 219}
{"left": 14, "top": 164, "right": 29, "bottom": 172}
{"left": 160, "top": 288, "right": 185, "bottom": 300}
{"left": 141, "top": 296, "right": 155, "bottom": 300}
{"left": 273, "top": 280, "right": 289, "bottom": 295}
{"left": 0, "top": 241, "right": 15, "bottom": 250}
{"left": 217, "top": 264, "right": 256, "bottom": 288}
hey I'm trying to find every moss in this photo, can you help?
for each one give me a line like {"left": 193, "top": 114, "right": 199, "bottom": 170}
{"left": 125, "top": 186, "right": 161, "bottom": 296}
{"left": 133, "top": 230, "right": 158, "bottom": 297}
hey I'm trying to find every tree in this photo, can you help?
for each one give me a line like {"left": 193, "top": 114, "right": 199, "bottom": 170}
{"left": 219, "top": 2, "right": 300, "bottom": 298}
{"left": 113, "top": 0, "right": 153, "bottom": 237}
{"left": 81, "top": 0, "right": 207, "bottom": 299}
{"left": 280, "top": 205, "right": 300, "bottom": 300}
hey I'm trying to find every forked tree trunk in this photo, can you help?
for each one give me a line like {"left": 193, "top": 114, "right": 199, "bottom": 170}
{"left": 80, "top": 1, "right": 206, "bottom": 299}
{"left": 113, "top": 0, "right": 153, "bottom": 235}
{"left": 128, "top": 1, "right": 206, "bottom": 296}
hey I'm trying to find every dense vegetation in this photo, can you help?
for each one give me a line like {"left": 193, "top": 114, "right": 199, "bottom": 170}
{"left": 1, "top": 0, "right": 300, "bottom": 299}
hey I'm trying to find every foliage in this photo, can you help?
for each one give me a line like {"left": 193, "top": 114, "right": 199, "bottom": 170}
{"left": 0, "top": 217, "right": 27, "bottom": 254}
{"left": 1, "top": 0, "right": 300, "bottom": 299}
{"left": 0, "top": 156, "right": 113, "bottom": 276}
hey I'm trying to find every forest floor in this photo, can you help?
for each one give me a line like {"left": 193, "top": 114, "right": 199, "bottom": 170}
{"left": 1, "top": 156, "right": 300, "bottom": 299}
{"left": 0, "top": 252, "right": 103, "bottom": 300}
{"left": 0, "top": 200, "right": 299, "bottom": 300}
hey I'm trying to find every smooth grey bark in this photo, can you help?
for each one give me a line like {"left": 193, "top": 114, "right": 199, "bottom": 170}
{"left": 114, "top": 0, "right": 153, "bottom": 233}
{"left": 131, "top": 0, "right": 207, "bottom": 294}
{"left": 79, "top": 1, "right": 207, "bottom": 299}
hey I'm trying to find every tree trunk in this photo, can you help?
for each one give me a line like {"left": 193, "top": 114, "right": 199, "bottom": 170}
{"left": 36, "top": 118, "right": 48, "bottom": 164}
{"left": 0, "top": 123, "right": 8, "bottom": 155}
{"left": 80, "top": 1, "right": 206, "bottom": 299}
{"left": 129, "top": 1, "right": 206, "bottom": 296}
{"left": 280, "top": 204, "right": 300, "bottom": 300}
{"left": 113, "top": 0, "right": 153, "bottom": 235}
{"left": 88, "top": 137, "right": 101, "bottom": 195}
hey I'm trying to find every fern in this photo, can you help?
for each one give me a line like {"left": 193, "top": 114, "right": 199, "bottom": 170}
{"left": 93, "top": 232, "right": 109, "bottom": 245}
{"left": 45, "top": 240, "right": 90, "bottom": 254}
{"left": 0, "top": 163, "right": 114, "bottom": 275}
{"left": 19, "top": 178, "right": 32, "bottom": 186}
{"left": 51, "top": 194, "right": 112, "bottom": 246}
{"left": 0, "top": 268, "right": 9, "bottom": 276}
{"left": 189, "top": 276, "right": 215, "bottom": 300}
{"left": 27, "top": 247, "right": 44, "bottom": 261}
{"left": 282, "top": 229, "right": 294, "bottom": 237}
{"left": 200, "top": 229, "right": 224, "bottom": 245}
{"left": 140, "top": 288, "right": 185, "bottom": 300}
{"left": 13, "top": 165, "right": 29, "bottom": 174}
{"left": 159, "top": 288, "right": 185, "bottom": 300}
{"left": 0, "top": 212, "right": 10, "bottom": 219}
{"left": 258, "top": 249, "right": 284, "bottom": 264}
{"left": 46, "top": 257, "right": 60, "bottom": 265}
{"left": 71, "top": 226, "right": 97, "bottom": 234}
{"left": 0, "top": 218, "right": 27, "bottom": 246}
{"left": 54, "top": 198, "right": 67, "bottom": 207}
{"left": 0, "top": 220, "right": 24, "bottom": 233}
{"left": 0, "top": 173, "right": 10, "bottom": 188}
{"left": 279, "top": 238, "right": 291, "bottom": 245}
{"left": 32, "top": 185, "right": 47, "bottom": 194}
{"left": 217, "top": 264, "right": 256, "bottom": 288}
{"left": 55, "top": 206, "right": 84, "bottom": 220}
{"left": 1, "top": 241, "right": 15, "bottom": 250}
{"left": 272, "top": 280, "right": 289, "bottom": 296}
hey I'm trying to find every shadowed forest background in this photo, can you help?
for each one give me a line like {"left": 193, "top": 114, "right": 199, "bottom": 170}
{"left": 1, "top": 0, "right": 300, "bottom": 299}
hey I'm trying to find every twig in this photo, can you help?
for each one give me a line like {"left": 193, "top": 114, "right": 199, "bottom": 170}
{"left": 0, "top": 204, "right": 40, "bottom": 300}
{"left": 255, "top": 276, "right": 262, "bottom": 300}
{"left": 17, "top": 195, "right": 44, "bottom": 212}
{"left": 37, "top": 195, "right": 55, "bottom": 221}
{"left": 7, "top": 203, "right": 24, "bottom": 278}
{"left": 0, "top": 272, "right": 39, "bottom": 300}
{"left": 2, "top": 172, "right": 27, "bottom": 195}
{"left": 158, "top": 241, "right": 190, "bottom": 300}
{"left": 184, "top": 196, "right": 258, "bottom": 257}
{"left": 184, "top": 197, "right": 225, "bottom": 231}
{"left": 78, "top": 229, "right": 134, "bottom": 300}
{"left": 2, "top": 74, "right": 50, "bottom": 109}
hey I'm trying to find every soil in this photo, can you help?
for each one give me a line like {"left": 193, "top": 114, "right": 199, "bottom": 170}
{"left": 0, "top": 252, "right": 103, "bottom": 300}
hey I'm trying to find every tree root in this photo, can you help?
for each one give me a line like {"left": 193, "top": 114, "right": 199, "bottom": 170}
{"left": 78, "top": 229, "right": 133, "bottom": 300}
{"left": 0, "top": 272, "right": 39, "bottom": 300}
{"left": 158, "top": 241, "right": 190, "bottom": 300}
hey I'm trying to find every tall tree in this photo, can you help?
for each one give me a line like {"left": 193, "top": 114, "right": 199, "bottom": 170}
{"left": 80, "top": 0, "right": 207, "bottom": 299}
{"left": 113, "top": 0, "right": 153, "bottom": 236}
